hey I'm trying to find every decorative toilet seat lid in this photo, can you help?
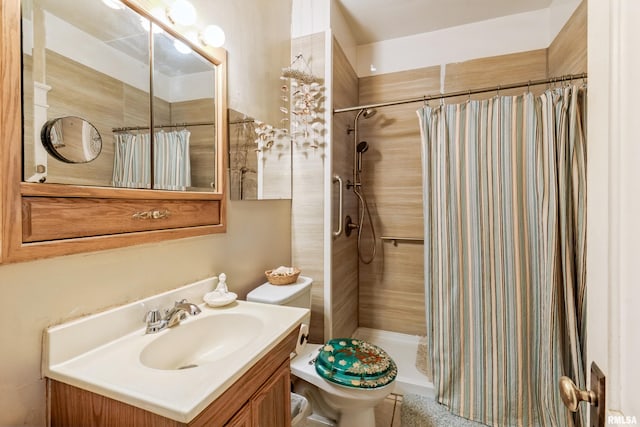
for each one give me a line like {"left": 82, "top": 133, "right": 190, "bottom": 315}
{"left": 314, "top": 338, "right": 397, "bottom": 389}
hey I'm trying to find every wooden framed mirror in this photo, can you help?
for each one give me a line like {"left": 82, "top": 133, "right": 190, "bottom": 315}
{"left": 0, "top": 0, "right": 228, "bottom": 264}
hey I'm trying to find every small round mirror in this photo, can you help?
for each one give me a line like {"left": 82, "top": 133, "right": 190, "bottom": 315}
{"left": 40, "top": 116, "right": 102, "bottom": 163}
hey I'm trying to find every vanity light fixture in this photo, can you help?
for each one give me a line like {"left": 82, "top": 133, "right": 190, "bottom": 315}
{"left": 101, "top": 0, "right": 125, "bottom": 10}
{"left": 200, "top": 25, "right": 225, "bottom": 48}
{"left": 166, "top": 0, "right": 197, "bottom": 26}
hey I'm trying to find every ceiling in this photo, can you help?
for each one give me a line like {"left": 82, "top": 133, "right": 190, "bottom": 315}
{"left": 37, "top": 0, "right": 212, "bottom": 76}
{"left": 334, "top": 0, "right": 554, "bottom": 45}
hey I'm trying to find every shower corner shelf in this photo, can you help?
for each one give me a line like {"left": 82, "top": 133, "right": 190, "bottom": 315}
{"left": 380, "top": 236, "right": 424, "bottom": 246}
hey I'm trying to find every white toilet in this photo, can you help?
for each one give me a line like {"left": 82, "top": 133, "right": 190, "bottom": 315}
{"left": 247, "top": 276, "right": 396, "bottom": 427}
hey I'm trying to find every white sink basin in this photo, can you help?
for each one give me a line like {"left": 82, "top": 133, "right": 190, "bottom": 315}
{"left": 42, "top": 277, "right": 308, "bottom": 423}
{"left": 140, "top": 313, "right": 264, "bottom": 370}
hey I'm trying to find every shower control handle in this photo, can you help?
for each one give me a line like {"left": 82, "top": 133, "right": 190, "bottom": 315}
{"left": 345, "top": 215, "right": 358, "bottom": 237}
{"left": 332, "top": 175, "right": 344, "bottom": 237}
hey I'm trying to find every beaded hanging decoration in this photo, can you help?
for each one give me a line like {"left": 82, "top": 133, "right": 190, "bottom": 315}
{"left": 279, "top": 53, "right": 323, "bottom": 149}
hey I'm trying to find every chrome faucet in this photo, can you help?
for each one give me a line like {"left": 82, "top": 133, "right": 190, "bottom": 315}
{"left": 144, "top": 299, "right": 202, "bottom": 334}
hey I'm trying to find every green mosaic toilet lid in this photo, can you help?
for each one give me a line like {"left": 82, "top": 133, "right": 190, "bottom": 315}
{"left": 315, "top": 338, "right": 397, "bottom": 389}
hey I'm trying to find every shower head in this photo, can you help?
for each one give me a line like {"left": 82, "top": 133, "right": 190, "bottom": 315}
{"left": 362, "top": 108, "right": 377, "bottom": 119}
{"left": 357, "top": 141, "right": 369, "bottom": 153}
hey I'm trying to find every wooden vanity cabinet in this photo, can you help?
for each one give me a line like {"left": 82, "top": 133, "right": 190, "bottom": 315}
{"left": 48, "top": 329, "right": 297, "bottom": 427}
{"left": 225, "top": 406, "right": 251, "bottom": 427}
{"left": 224, "top": 361, "right": 290, "bottom": 427}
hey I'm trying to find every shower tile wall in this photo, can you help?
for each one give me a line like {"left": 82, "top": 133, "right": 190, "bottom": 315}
{"left": 357, "top": 67, "right": 440, "bottom": 335}
{"left": 170, "top": 100, "right": 216, "bottom": 189}
{"left": 548, "top": 1, "right": 587, "bottom": 76}
{"left": 291, "top": 32, "right": 327, "bottom": 343}
{"left": 331, "top": 37, "right": 359, "bottom": 338}
{"left": 355, "top": 0, "right": 586, "bottom": 336}
{"left": 23, "top": 49, "right": 167, "bottom": 186}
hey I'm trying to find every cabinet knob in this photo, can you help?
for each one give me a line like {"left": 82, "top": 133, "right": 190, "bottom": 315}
{"left": 132, "top": 209, "right": 171, "bottom": 220}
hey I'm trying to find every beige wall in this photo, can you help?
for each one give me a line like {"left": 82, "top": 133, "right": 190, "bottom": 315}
{"left": 0, "top": 0, "right": 292, "bottom": 425}
{"left": 355, "top": 1, "right": 586, "bottom": 335}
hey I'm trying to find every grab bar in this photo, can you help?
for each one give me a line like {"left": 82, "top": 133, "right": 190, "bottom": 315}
{"left": 333, "top": 175, "right": 343, "bottom": 237}
{"left": 380, "top": 236, "right": 424, "bottom": 246}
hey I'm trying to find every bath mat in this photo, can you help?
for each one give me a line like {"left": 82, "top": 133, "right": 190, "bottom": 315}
{"left": 415, "top": 336, "right": 432, "bottom": 380}
{"left": 401, "top": 393, "right": 488, "bottom": 427}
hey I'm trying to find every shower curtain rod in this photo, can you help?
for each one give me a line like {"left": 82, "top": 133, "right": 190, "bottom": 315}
{"left": 112, "top": 118, "right": 255, "bottom": 132}
{"left": 334, "top": 72, "right": 587, "bottom": 114}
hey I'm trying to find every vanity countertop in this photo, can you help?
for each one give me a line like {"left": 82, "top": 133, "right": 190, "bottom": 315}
{"left": 43, "top": 277, "right": 307, "bottom": 423}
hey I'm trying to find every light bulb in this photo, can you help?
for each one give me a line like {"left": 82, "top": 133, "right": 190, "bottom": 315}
{"left": 200, "top": 25, "right": 225, "bottom": 48}
{"left": 167, "top": 0, "right": 197, "bottom": 26}
{"left": 101, "top": 0, "right": 124, "bottom": 10}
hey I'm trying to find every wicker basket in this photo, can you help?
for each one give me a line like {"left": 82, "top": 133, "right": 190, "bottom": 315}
{"left": 265, "top": 268, "right": 301, "bottom": 285}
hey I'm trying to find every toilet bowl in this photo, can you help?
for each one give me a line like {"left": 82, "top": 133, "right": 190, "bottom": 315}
{"left": 291, "top": 341, "right": 395, "bottom": 427}
{"left": 247, "top": 276, "right": 397, "bottom": 427}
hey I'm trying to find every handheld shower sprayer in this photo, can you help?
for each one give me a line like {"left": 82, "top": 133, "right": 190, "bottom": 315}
{"left": 348, "top": 108, "right": 379, "bottom": 264}
{"left": 356, "top": 141, "right": 369, "bottom": 173}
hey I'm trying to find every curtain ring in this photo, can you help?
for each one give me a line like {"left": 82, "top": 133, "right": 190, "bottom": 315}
{"left": 527, "top": 80, "right": 531, "bottom": 93}
{"left": 467, "top": 90, "right": 471, "bottom": 102}
{"left": 496, "top": 85, "right": 501, "bottom": 96}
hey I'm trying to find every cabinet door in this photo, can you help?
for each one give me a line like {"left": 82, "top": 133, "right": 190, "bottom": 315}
{"left": 251, "top": 361, "right": 291, "bottom": 427}
{"left": 22, "top": 197, "right": 220, "bottom": 242}
{"left": 225, "top": 405, "right": 251, "bottom": 427}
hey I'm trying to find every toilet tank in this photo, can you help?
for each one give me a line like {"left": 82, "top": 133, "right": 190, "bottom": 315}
{"left": 246, "top": 276, "right": 313, "bottom": 314}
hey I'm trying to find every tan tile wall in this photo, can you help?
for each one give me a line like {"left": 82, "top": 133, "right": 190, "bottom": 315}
{"left": 23, "top": 50, "right": 221, "bottom": 190}
{"left": 356, "top": 45, "right": 575, "bottom": 335}
{"left": 331, "top": 37, "right": 359, "bottom": 339}
{"left": 43, "top": 50, "right": 125, "bottom": 186}
{"left": 24, "top": 49, "right": 153, "bottom": 187}
{"left": 548, "top": 1, "right": 587, "bottom": 77}
{"left": 170, "top": 99, "right": 217, "bottom": 189}
{"left": 291, "top": 32, "right": 327, "bottom": 342}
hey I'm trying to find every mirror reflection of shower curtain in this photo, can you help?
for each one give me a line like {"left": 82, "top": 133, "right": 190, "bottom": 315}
{"left": 112, "top": 129, "right": 191, "bottom": 190}
{"left": 418, "top": 86, "right": 587, "bottom": 427}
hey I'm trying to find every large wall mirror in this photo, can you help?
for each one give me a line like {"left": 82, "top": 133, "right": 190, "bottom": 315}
{"left": 22, "top": 0, "right": 219, "bottom": 192}
{"left": 0, "top": 0, "right": 226, "bottom": 263}
{"left": 228, "top": 109, "right": 291, "bottom": 200}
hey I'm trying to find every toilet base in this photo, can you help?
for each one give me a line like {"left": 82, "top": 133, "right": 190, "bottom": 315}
{"left": 292, "top": 376, "right": 379, "bottom": 427}
{"left": 338, "top": 408, "right": 375, "bottom": 427}
{"left": 292, "top": 377, "right": 338, "bottom": 424}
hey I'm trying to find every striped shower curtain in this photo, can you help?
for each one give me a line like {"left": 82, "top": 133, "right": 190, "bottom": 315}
{"left": 112, "top": 129, "right": 191, "bottom": 190}
{"left": 112, "top": 132, "right": 151, "bottom": 188}
{"left": 418, "top": 86, "right": 587, "bottom": 427}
